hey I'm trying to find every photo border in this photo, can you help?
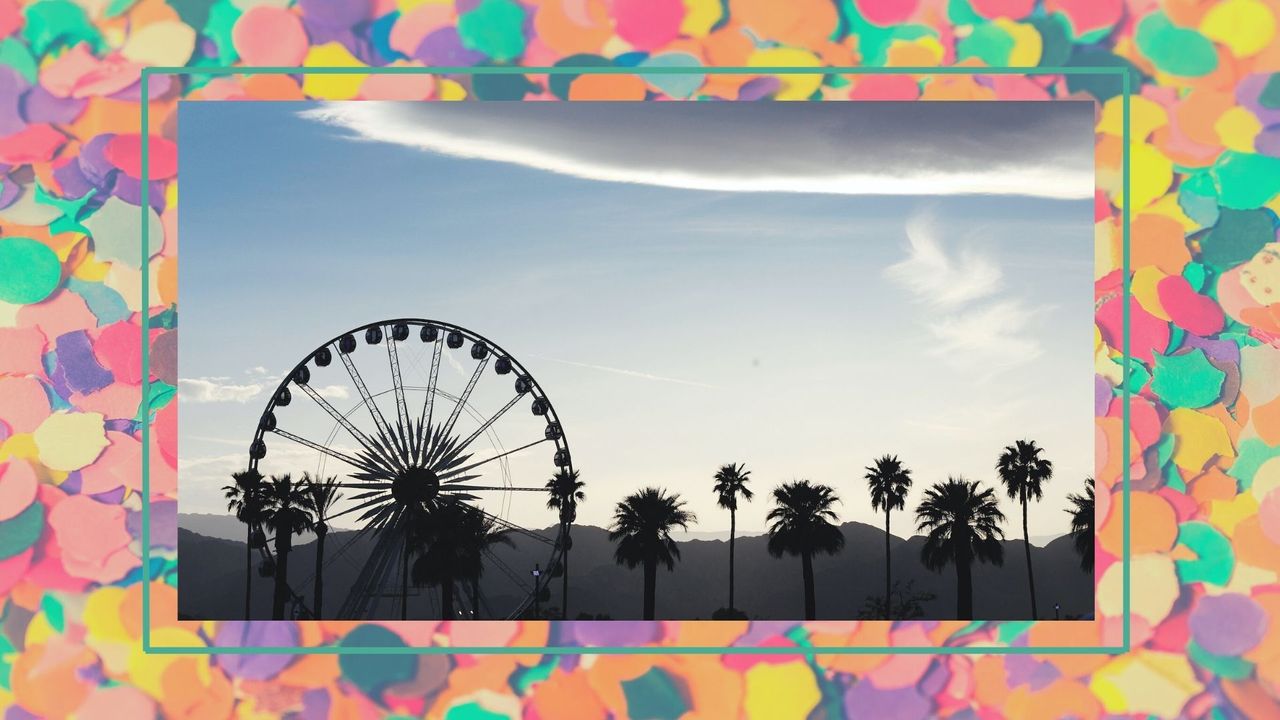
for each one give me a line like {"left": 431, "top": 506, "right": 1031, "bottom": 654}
{"left": 141, "top": 64, "right": 1131, "bottom": 655}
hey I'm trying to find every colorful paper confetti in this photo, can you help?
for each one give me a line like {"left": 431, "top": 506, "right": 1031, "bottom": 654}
{"left": 1, "top": 0, "right": 1279, "bottom": 717}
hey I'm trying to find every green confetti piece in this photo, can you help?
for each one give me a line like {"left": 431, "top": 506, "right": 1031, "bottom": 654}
{"left": 1113, "top": 355, "right": 1152, "bottom": 393}
{"left": 202, "top": 0, "right": 242, "bottom": 66}
{"left": 957, "top": 22, "right": 1014, "bottom": 67}
{"left": 105, "top": 0, "right": 139, "bottom": 18}
{"left": 947, "top": 0, "right": 983, "bottom": 26}
{"left": 1033, "top": 14, "right": 1073, "bottom": 67}
{"left": 1211, "top": 152, "right": 1280, "bottom": 210}
{"left": 639, "top": 53, "right": 705, "bottom": 99}
{"left": 338, "top": 626, "right": 417, "bottom": 698}
{"left": 1167, "top": 326, "right": 1185, "bottom": 355}
{"left": 0, "top": 38, "right": 39, "bottom": 84}
{"left": 549, "top": 54, "right": 612, "bottom": 100}
{"left": 0, "top": 501, "right": 44, "bottom": 561}
{"left": 166, "top": 0, "right": 214, "bottom": 31}
{"left": 22, "top": 0, "right": 103, "bottom": 55}
{"left": 458, "top": 0, "right": 527, "bottom": 63}
{"left": 40, "top": 595, "right": 64, "bottom": 633}
{"left": 1135, "top": 11, "right": 1218, "bottom": 77}
{"left": 1165, "top": 464, "right": 1186, "bottom": 493}
{"left": 622, "top": 668, "right": 688, "bottom": 720}
{"left": 1182, "top": 262, "right": 1208, "bottom": 292}
{"left": 509, "top": 657, "right": 557, "bottom": 694}
{"left": 1178, "top": 172, "right": 1220, "bottom": 228}
{"left": 150, "top": 305, "right": 179, "bottom": 330}
{"left": 1200, "top": 208, "right": 1276, "bottom": 269}
{"left": 996, "top": 621, "right": 1035, "bottom": 644}
{"left": 1258, "top": 73, "right": 1280, "bottom": 109}
{"left": 444, "top": 703, "right": 507, "bottom": 720}
{"left": 1175, "top": 522, "right": 1234, "bottom": 587}
{"left": 1228, "top": 438, "right": 1280, "bottom": 490}
{"left": 471, "top": 71, "right": 538, "bottom": 100}
{"left": 37, "top": 184, "right": 96, "bottom": 235}
{"left": 138, "top": 381, "right": 176, "bottom": 423}
{"left": 1065, "top": 48, "right": 1140, "bottom": 102}
{"left": 1220, "top": 331, "right": 1262, "bottom": 350}
{"left": 1187, "top": 640, "right": 1254, "bottom": 680}
{"left": 0, "top": 237, "right": 62, "bottom": 305}
{"left": 1151, "top": 350, "right": 1225, "bottom": 408}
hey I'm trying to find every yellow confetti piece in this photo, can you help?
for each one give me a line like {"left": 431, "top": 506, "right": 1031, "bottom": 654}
{"left": 1091, "top": 652, "right": 1202, "bottom": 717}
{"left": 397, "top": 0, "right": 452, "bottom": 12}
{"left": 1131, "top": 266, "right": 1171, "bottom": 320}
{"left": 438, "top": 78, "right": 468, "bottom": 100}
{"left": 748, "top": 47, "right": 823, "bottom": 101}
{"left": 127, "top": 630, "right": 204, "bottom": 698}
{"left": 1097, "top": 95, "right": 1168, "bottom": 139}
{"left": 120, "top": 21, "right": 197, "bottom": 66}
{"left": 1115, "top": 143, "right": 1173, "bottom": 210}
{"left": 1208, "top": 492, "right": 1258, "bottom": 535}
{"left": 681, "top": 0, "right": 723, "bottom": 37}
{"left": 1144, "top": 194, "right": 1199, "bottom": 232}
{"left": 993, "top": 19, "right": 1042, "bottom": 67}
{"left": 1201, "top": 0, "right": 1277, "bottom": 58}
{"left": 84, "top": 586, "right": 132, "bottom": 644}
{"left": 302, "top": 43, "right": 367, "bottom": 101}
{"left": 24, "top": 611, "right": 56, "bottom": 647}
{"left": 1215, "top": 106, "right": 1263, "bottom": 153}
{"left": 72, "top": 253, "right": 111, "bottom": 282}
{"left": 1167, "top": 407, "right": 1236, "bottom": 473}
{"left": 33, "top": 412, "right": 109, "bottom": 472}
{"left": 743, "top": 662, "right": 820, "bottom": 720}
{"left": 1095, "top": 220, "right": 1122, "bottom": 279}
{"left": 0, "top": 433, "right": 40, "bottom": 463}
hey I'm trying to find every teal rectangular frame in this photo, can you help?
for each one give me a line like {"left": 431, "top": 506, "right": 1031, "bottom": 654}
{"left": 140, "top": 64, "right": 1131, "bottom": 655}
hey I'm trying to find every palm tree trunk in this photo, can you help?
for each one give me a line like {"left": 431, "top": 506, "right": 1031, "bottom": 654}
{"left": 401, "top": 537, "right": 409, "bottom": 621}
{"left": 884, "top": 508, "right": 892, "bottom": 619}
{"left": 472, "top": 577, "right": 481, "bottom": 619}
{"left": 957, "top": 541, "right": 973, "bottom": 621}
{"left": 272, "top": 531, "right": 291, "bottom": 620}
{"left": 728, "top": 508, "right": 736, "bottom": 610}
{"left": 1022, "top": 496, "right": 1038, "bottom": 620}
{"left": 643, "top": 557, "right": 657, "bottom": 621}
{"left": 312, "top": 528, "right": 326, "bottom": 619}
{"left": 441, "top": 578, "right": 454, "bottom": 619}
{"left": 244, "top": 526, "right": 253, "bottom": 620}
{"left": 802, "top": 550, "right": 816, "bottom": 621}
{"left": 561, "top": 523, "right": 570, "bottom": 620}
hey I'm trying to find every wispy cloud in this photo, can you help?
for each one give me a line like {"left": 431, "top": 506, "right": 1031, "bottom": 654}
{"left": 297, "top": 102, "right": 1094, "bottom": 200}
{"left": 535, "top": 356, "right": 718, "bottom": 389}
{"left": 885, "top": 211, "right": 1047, "bottom": 372}
{"left": 313, "top": 385, "right": 350, "bottom": 400}
{"left": 178, "top": 378, "right": 264, "bottom": 404}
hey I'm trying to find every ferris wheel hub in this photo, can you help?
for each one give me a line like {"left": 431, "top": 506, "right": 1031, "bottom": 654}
{"left": 392, "top": 466, "right": 441, "bottom": 505}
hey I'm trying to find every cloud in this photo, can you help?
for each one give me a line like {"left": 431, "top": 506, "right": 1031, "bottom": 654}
{"left": 178, "top": 378, "right": 264, "bottom": 403}
{"left": 886, "top": 212, "right": 1046, "bottom": 371}
{"left": 535, "top": 356, "right": 718, "bottom": 389}
{"left": 298, "top": 101, "right": 1094, "bottom": 199}
{"left": 885, "top": 212, "right": 1003, "bottom": 308}
{"left": 313, "top": 384, "right": 350, "bottom": 400}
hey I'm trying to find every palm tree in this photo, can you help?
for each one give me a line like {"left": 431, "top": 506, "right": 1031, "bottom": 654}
{"left": 259, "top": 474, "right": 315, "bottom": 620}
{"left": 458, "top": 508, "right": 513, "bottom": 619}
{"left": 997, "top": 439, "right": 1053, "bottom": 619}
{"left": 609, "top": 488, "right": 696, "bottom": 620}
{"left": 864, "top": 455, "right": 912, "bottom": 618}
{"left": 545, "top": 468, "right": 585, "bottom": 619}
{"left": 222, "top": 468, "right": 266, "bottom": 620}
{"left": 712, "top": 463, "right": 753, "bottom": 611}
{"left": 302, "top": 474, "right": 342, "bottom": 619}
{"left": 915, "top": 478, "right": 1005, "bottom": 620}
{"left": 766, "top": 481, "right": 845, "bottom": 621}
{"left": 1066, "top": 478, "right": 1095, "bottom": 573}
{"left": 410, "top": 500, "right": 472, "bottom": 619}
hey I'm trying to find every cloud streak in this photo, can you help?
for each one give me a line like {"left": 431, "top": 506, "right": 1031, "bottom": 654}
{"left": 535, "top": 356, "right": 718, "bottom": 389}
{"left": 298, "top": 101, "right": 1094, "bottom": 200}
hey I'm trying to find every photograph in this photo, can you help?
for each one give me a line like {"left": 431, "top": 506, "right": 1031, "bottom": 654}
{"left": 175, "top": 100, "right": 1096, "bottom": 622}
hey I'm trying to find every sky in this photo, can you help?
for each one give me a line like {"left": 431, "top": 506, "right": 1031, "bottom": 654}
{"left": 178, "top": 100, "right": 1095, "bottom": 543}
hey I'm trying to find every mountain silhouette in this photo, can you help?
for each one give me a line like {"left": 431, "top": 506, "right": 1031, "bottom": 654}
{"left": 177, "top": 515, "right": 1092, "bottom": 621}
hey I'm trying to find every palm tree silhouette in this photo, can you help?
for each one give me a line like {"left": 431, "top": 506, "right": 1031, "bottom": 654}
{"left": 766, "top": 481, "right": 845, "bottom": 621}
{"left": 712, "top": 463, "right": 754, "bottom": 612}
{"left": 259, "top": 474, "right": 315, "bottom": 620}
{"left": 864, "top": 455, "right": 912, "bottom": 619}
{"left": 545, "top": 468, "right": 585, "bottom": 619}
{"left": 1066, "top": 477, "right": 1095, "bottom": 573}
{"left": 302, "top": 473, "right": 341, "bottom": 619}
{"left": 458, "top": 508, "right": 513, "bottom": 619}
{"left": 223, "top": 468, "right": 266, "bottom": 620}
{"left": 997, "top": 439, "right": 1053, "bottom": 619}
{"left": 608, "top": 487, "right": 696, "bottom": 620}
{"left": 410, "top": 500, "right": 472, "bottom": 619}
{"left": 915, "top": 477, "right": 1005, "bottom": 620}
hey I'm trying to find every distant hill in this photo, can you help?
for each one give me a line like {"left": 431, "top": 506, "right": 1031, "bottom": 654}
{"left": 177, "top": 516, "right": 1092, "bottom": 621}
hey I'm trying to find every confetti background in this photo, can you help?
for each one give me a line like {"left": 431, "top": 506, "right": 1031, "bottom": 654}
{"left": 1, "top": 0, "right": 1280, "bottom": 717}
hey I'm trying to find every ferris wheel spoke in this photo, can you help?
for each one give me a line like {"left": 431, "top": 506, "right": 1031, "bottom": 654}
{"left": 438, "top": 438, "right": 548, "bottom": 483}
{"left": 385, "top": 326, "right": 412, "bottom": 433}
{"left": 295, "top": 381, "right": 400, "bottom": 472}
{"left": 454, "top": 394, "right": 523, "bottom": 456}
{"left": 270, "top": 428, "right": 379, "bottom": 474}
{"left": 438, "top": 355, "right": 489, "bottom": 446}
{"left": 323, "top": 494, "right": 392, "bottom": 524}
{"left": 442, "top": 485, "right": 548, "bottom": 492}
{"left": 337, "top": 346, "right": 403, "bottom": 470}
{"left": 417, "top": 335, "right": 444, "bottom": 454}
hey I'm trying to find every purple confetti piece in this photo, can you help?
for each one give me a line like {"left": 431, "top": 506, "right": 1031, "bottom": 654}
{"left": 1095, "top": 374, "right": 1112, "bottom": 416}
{"left": 569, "top": 621, "right": 662, "bottom": 646}
{"left": 414, "top": 28, "right": 487, "bottom": 67}
{"left": 1237, "top": 74, "right": 1280, "bottom": 127}
{"left": 1004, "top": 654, "right": 1060, "bottom": 691}
{"left": 105, "top": 418, "right": 138, "bottom": 434}
{"left": 55, "top": 330, "right": 114, "bottom": 395}
{"left": 215, "top": 622, "right": 299, "bottom": 680}
{"left": 6, "top": 705, "right": 42, "bottom": 720}
{"left": 0, "top": 174, "right": 20, "bottom": 210}
{"left": 89, "top": 486, "right": 127, "bottom": 504}
{"left": 300, "top": 0, "right": 370, "bottom": 28}
{"left": 52, "top": 158, "right": 95, "bottom": 200}
{"left": 0, "top": 67, "right": 29, "bottom": 137}
{"left": 60, "top": 471, "right": 82, "bottom": 494}
{"left": 844, "top": 682, "right": 933, "bottom": 720}
{"left": 299, "top": 689, "right": 331, "bottom": 720}
{"left": 78, "top": 134, "right": 118, "bottom": 188}
{"left": 21, "top": 85, "right": 88, "bottom": 125}
{"left": 456, "top": 0, "right": 482, "bottom": 13}
{"left": 1255, "top": 124, "right": 1280, "bottom": 158}
{"left": 732, "top": 620, "right": 801, "bottom": 647}
{"left": 1180, "top": 333, "right": 1240, "bottom": 366}
{"left": 106, "top": 74, "right": 173, "bottom": 102}
{"left": 128, "top": 500, "right": 177, "bottom": 548}
{"left": 111, "top": 174, "right": 165, "bottom": 212}
{"left": 1190, "top": 594, "right": 1267, "bottom": 657}
{"left": 918, "top": 659, "right": 950, "bottom": 697}
{"left": 737, "top": 77, "right": 781, "bottom": 101}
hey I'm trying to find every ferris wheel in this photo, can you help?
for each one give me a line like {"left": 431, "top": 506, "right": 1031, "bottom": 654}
{"left": 246, "top": 318, "right": 571, "bottom": 620}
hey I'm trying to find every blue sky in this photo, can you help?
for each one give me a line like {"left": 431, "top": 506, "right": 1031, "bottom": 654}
{"left": 178, "top": 101, "right": 1094, "bottom": 541}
